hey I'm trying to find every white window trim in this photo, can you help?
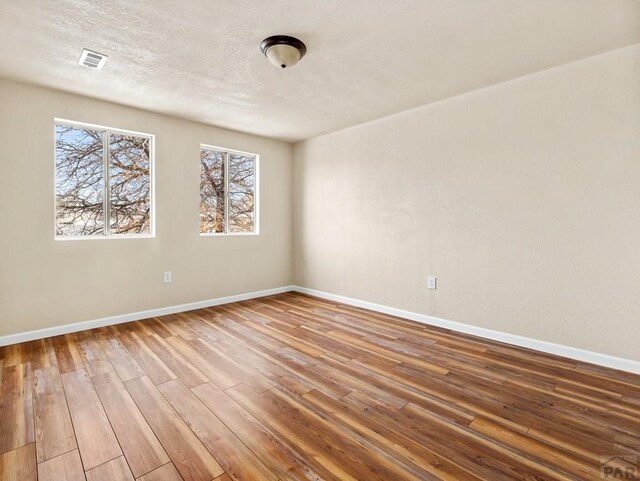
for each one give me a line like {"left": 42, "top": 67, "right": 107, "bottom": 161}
{"left": 200, "top": 144, "right": 260, "bottom": 237}
{"left": 53, "top": 118, "right": 156, "bottom": 240}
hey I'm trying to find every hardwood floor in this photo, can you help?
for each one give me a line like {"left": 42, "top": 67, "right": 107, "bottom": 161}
{"left": 1, "top": 292, "right": 639, "bottom": 481}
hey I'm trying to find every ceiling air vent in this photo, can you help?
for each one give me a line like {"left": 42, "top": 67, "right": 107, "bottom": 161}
{"left": 78, "top": 48, "right": 108, "bottom": 70}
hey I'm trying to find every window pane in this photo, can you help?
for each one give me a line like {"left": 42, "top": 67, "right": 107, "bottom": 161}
{"left": 109, "top": 133, "right": 151, "bottom": 234}
{"left": 55, "top": 125, "right": 105, "bottom": 236}
{"left": 200, "top": 149, "right": 225, "bottom": 233}
{"left": 228, "top": 153, "right": 255, "bottom": 233}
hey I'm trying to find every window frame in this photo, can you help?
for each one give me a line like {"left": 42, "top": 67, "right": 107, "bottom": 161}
{"left": 53, "top": 118, "right": 156, "bottom": 241}
{"left": 199, "top": 144, "right": 259, "bottom": 237}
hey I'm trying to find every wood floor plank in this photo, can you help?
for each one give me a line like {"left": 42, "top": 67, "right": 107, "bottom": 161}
{"left": 53, "top": 334, "right": 85, "bottom": 373}
{"left": 93, "top": 331, "right": 146, "bottom": 382}
{"left": 469, "top": 416, "right": 600, "bottom": 479}
{"left": 1, "top": 344, "right": 25, "bottom": 367}
{"left": 197, "top": 324, "right": 350, "bottom": 400}
{"left": 179, "top": 315, "right": 229, "bottom": 344}
{"left": 205, "top": 313, "right": 285, "bottom": 351}
{"left": 74, "top": 331, "right": 114, "bottom": 377}
{"left": 193, "top": 338, "right": 277, "bottom": 393}
{"left": 302, "top": 388, "right": 482, "bottom": 481}
{"left": 125, "top": 376, "right": 224, "bottom": 481}
{"left": 92, "top": 371, "right": 170, "bottom": 477}
{"left": 140, "top": 334, "right": 208, "bottom": 388}
{"left": 192, "top": 382, "right": 328, "bottom": 481}
{"left": 158, "top": 314, "right": 201, "bottom": 340}
{"left": 243, "top": 319, "right": 325, "bottom": 358}
{"left": 0, "top": 363, "right": 34, "bottom": 455}
{"left": 136, "top": 463, "right": 183, "bottom": 481}
{"left": 118, "top": 333, "right": 176, "bottom": 385}
{"left": 61, "top": 369, "right": 122, "bottom": 470}
{"left": 159, "top": 379, "right": 279, "bottom": 481}
{"left": 23, "top": 339, "right": 57, "bottom": 371}
{"left": 86, "top": 456, "right": 134, "bottom": 481}
{"left": 386, "top": 401, "right": 574, "bottom": 481}
{"left": 228, "top": 383, "right": 421, "bottom": 481}
{"left": 214, "top": 341, "right": 314, "bottom": 397}
{"left": 117, "top": 320, "right": 156, "bottom": 338}
{"left": 38, "top": 449, "right": 85, "bottom": 481}
{"left": 143, "top": 318, "right": 174, "bottom": 339}
{"left": 33, "top": 366, "right": 77, "bottom": 462}
{"left": 0, "top": 444, "right": 36, "bottom": 481}
{"left": 165, "top": 335, "right": 240, "bottom": 390}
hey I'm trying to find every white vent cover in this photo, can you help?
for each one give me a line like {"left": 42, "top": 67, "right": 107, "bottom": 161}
{"left": 78, "top": 48, "right": 108, "bottom": 70}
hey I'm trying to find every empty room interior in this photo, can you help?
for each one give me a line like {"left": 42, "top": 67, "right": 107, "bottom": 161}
{"left": 1, "top": 1, "right": 640, "bottom": 480}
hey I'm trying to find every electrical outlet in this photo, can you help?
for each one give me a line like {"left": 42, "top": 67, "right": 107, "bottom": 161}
{"left": 163, "top": 271, "right": 172, "bottom": 283}
{"left": 428, "top": 276, "right": 437, "bottom": 290}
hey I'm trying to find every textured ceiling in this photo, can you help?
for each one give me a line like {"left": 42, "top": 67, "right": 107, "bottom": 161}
{"left": 1, "top": 1, "right": 639, "bottom": 142}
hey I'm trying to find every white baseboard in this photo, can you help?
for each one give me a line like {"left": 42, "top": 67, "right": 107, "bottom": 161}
{"left": 292, "top": 286, "right": 640, "bottom": 375}
{"left": 3, "top": 283, "right": 638, "bottom": 375}
{"left": 0, "top": 286, "right": 295, "bottom": 347}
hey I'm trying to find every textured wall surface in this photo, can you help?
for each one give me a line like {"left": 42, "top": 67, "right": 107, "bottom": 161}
{"left": 293, "top": 45, "right": 640, "bottom": 361}
{"left": 0, "top": 79, "right": 293, "bottom": 336}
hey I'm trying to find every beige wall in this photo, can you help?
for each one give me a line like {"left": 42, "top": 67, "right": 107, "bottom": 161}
{"left": 0, "top": 78, "right": 293, "bottom": 336}
{"left": 293, "top": 45, "right": 640, "bottom": 362}
{"left": 2, "top": 45, "right": 639, "bottom": 363}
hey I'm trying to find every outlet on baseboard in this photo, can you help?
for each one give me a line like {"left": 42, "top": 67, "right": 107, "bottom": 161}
{"left": 428, "top": 276, "right": 437, "bottom": 290}
{"left": 163, "top": 271, "right": 172, "bottom": 283}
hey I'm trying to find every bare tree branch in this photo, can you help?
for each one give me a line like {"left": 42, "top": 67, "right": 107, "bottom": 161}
{"left": 55, "top": 125, "right": 151, "bottom": 236}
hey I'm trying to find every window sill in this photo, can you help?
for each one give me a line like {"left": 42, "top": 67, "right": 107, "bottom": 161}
{"left": 199, "top": 232, "right": 259, "bottom": 237}
{"left": 55, "top": 234, "right": 155, "bottom": 241}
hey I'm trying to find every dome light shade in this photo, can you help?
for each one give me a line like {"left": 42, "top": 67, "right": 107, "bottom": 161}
{"left": 261, "top": 35, "right": 307, "bottom": 69}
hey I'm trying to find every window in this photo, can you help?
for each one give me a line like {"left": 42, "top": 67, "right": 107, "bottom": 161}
{"left": 200, "top": 146, "right": 258, "bottom": 235}
{"left": 55, "top": 120, "right": 154, "bottom": 238}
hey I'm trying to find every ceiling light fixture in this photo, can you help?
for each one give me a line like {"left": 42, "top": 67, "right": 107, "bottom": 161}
{"left": 260, "top": 35, "right": 306, "bottom": 69}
